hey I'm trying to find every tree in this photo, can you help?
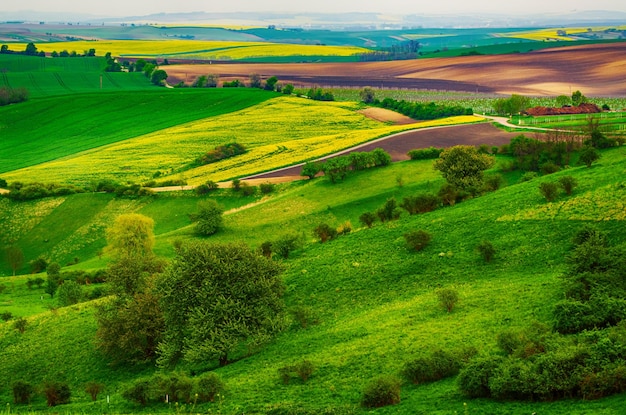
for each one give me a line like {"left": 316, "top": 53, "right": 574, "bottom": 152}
{"left": 46, "top": 262, "right": 61, "bottom": 298}
{"left": 300, "top": 161, "right": 321, "bottom": 179}
{"left": 360, "top": 87, "right": 376, "bottom": 104}
{"left": 571, "top": 90, "right": 588, "bottom": 106}
{"left": 206, "top": 73, "right": 219, "bottom": 87}
{"left": 57, "top": 281, "right": 83, "bottom": 307}
{"left": 24, "top": 42, "right": 38, "bottom": 56}
{"left": 157, "top": 242, "right": 286, "bottom": 367}
{"left": 5, "top": 246, "right": 24, "bottom": 276}
{"left": 105, "top": 214, "right": 158, "bottom": 296}
{"left": 249, "top": 73, "right": 262, "bottom": 88}
{"left": 434, "top": 145, "right": 495, "bottom": 192}
{"left": 555, "top": 95, "right": 571, "bottom": 107}
{"left": 151, "top": 69, "right": 168, "bottom": 86}
{"left": 579, "top": 146, "right": 600, "bottom": 168}
{"left": 264, "top": 76, "right": 278, "bottom": 91}
{"left": 282, "top": 83, "right": 294, "bottom": 95}
{"left": 493, "top": 94, "right": 530, "bottom": 116}
{"left": 190, "top": 200, "right": 224, "bottom": 236}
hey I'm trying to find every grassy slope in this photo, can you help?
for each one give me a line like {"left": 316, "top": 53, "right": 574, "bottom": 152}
{"left": 0, "top": 88, "right": 274, "bottom": 174}
{"left": 0, "top": 147, "right": 625, "bottom": 413}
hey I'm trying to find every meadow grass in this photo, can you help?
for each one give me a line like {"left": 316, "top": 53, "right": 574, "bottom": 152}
{"left": 10, "top": 40, "right": 368, "bottom": 60}
{"left": 1, "top": 93, "right": 482, "bottom": 186}
{"left": 1, "top": 147, "right": 625, "bottom": 413}
{"left": 0, "top": 88, "right": 273, "bottom": 174}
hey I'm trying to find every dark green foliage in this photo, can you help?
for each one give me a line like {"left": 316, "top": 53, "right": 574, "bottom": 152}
{"left": 28, "top": 256, "right": 48, "bottom": 273}
{"left": 260, "top": 182, "right": 275, "bottom": 194}
{"left": 307, "top": 87, "right": 334, "bottom": 101}
{"left": 0, "top": 178, "right": 6, "bottom": 188}
{"left": 85, "top": 381, "right": 104, "bottom": 401}
{"left": 150, "top": 69, "right": 168, "bottom": 85}
{"left": 231, "top": 178, "right": 242, "bottom": 191}
{"left": 408, "top": 147, "right": 444, "bottom": 160}
{"left": 259, "top": 241, "right": 273, "bottom": 258}
{"left": 46, "top": 262, "right": 60, "bottom": 298}
{"left": 153, "top": 372, "right": 193, "bottom": 403}
{"left": 572, "top": 225, "right": 605, "bottom": 246}
{"left": 539, "top": 181, "right": 559, "bottom": 202}
{"left": 122, "top": 379, "right": 151, "bottom": 406}
{"left": 359, "top": 87, "right": 375, "bottom": 103}
{"left": 580, "top": 364, "right": 626, "bottom": 400}
{"left": 321, "top": 157, "right": 351, "bottom": 183}
{"left": 279, "top": 360, "right": 316, "bottom": 384}
{"left": 540, "top": 161, "right": 560, "bottom": 175}
{"left": 282, "top": 84, "right": 294, "bottom": 95}
{"left": 477, "top": 240, "right": 496, "bottom": 262}
{"left": 43, "top": 381, "right": 71, "bottom": 406}
{"left": 190, "top": 200, "right": 224, "bottom": 236}
{"left": 361, "top": 376, "right": 401, "bottom": 408}
{"left": 13, "top": 317, "right": 27, "bottom": 333}
{"left": 314, "top": 223, "right": 338, "bottom": 243}
{"left": 378, "top": 97, "right": 471, "bottom": 120}
{"left": 57, "top": 280, "right": 83, "bottom": 307}
{"left": 1, "top": 311, "right": 12, "bottom": 321}
{"left": 404, "top": 230, "right": 432, "bottom": 252}
{"left": 483, "top": 174, "right": 505, "bottom": 192}
{"left": 12, "top": 380, "right": 34, "bottom": 404}
{"left": 376, "top": 198, "right": 401, "bottom": 222}
{"left": 359, "top": 211, "right": 376, "bottom": 228}
{"left": 249, "top": 73, "right": 262, "bottom": 88}
{"left": 402, "top": 349, "right": 461, "bottom": 384}
{"left": 437, "top": 183, "right": 458, "bottom": 206}
{"left": 241, "top": 183, "right": 257, "bottom": 196}
{"left": 196, "top": 142, "right": 247, "bottom": 165}
{"left": 337, "top": 221, "right": 352, "bottom": 236}
{"left": 264, "top": 76, "right": 278, "bottom": 91}
{"left": 579, "top": 146, "right": 601, "bottom": 167}
{"left": 457, "top": 355, "right": 505, "bottom": 398}
{"left": 400, "top": 193, "right": 439, "bottom": 215}
{"left": 273, "top": 233, "right": 303, "bottom": 259}
{"left": 434, "top": 145, "right": 495, "bottom": 192}
{"left": 519, "top": 171, "right": 539, "bottom": 182}
{"left": 558, "top": 175, "right": 578, "bottom": 195}
{"left": 195, "top": 372, "right": 226, "bottom": 403}
{"left": 5, "top": 181, "right": 85, "bottom": 200}
{"left": 5, "top": 245, "right": 24, "bottom": 276}
{"left": 301, "top": 161, "right": 322, "bottom": 179}
{"left": 436, "top": 287, "right": 459, "bottom": 312}
{"left": 493, "top": 94, "right": 530, "bottom": 116}
{"left": 506, "top": 134, "right": 578, "bottom": 172}
{"left": 157, "top": 242, "right": 285, "bottom": 367}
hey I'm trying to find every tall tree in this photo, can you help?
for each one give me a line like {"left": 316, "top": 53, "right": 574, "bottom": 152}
{"left": 434, "top": 145, "right": 495, "bottom": 192}
{"left": 157, "top": 242, "right": 286, "bottom": 367}
{"left": 5, "top": 246, "right": 24, "bottom": 276}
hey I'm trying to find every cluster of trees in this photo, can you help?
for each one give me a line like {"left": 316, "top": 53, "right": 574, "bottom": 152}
{"left": 2, "top": 181, "right": 84, "bottom": 200}
{"left": 194, "top": 73, "right": 295, "bottom": 94}
{"left": 0, "top": 86, "right": 28, "bottom": 106}
{"left": 305, "top": 87, "right": 334, "bottom": 101}
{"left": 493, "top": 94, "right": 531, "bottom": 116}
{"left": 50, "top": 48, "right": 96, "bottom": 58}
{"left": 195, "top": 142, "right": 246, "bottom": 165}
{"left": 359, "top": 40, "right": 421, "bottom": 61}
{"left": 376, "top": 97, "right": 473, "bottom": 120}
{"left": 300, "top": 148, "right": 392, "bottom": 183}
{"left": 0, "top": 42, "right": 45, "bottom": 57}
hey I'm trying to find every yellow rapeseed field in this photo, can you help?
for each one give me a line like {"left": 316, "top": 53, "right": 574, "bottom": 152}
{"left": 19, "top": 40, "right": 367, "bottom": 59}
{"left": 503, "top": 26, "right": 626, "bottom": 41}
{"left": 3, "top": 96, "right": 481, "bottom": 186}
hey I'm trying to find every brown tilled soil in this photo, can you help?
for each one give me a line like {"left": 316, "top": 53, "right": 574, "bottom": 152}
{"left": 248, "top": 122, "right": 522, "bottom": 179}
{"left": 165, "top": 43, "right": 626, "bottom": 96}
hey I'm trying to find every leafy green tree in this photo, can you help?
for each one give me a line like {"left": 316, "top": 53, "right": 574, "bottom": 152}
{"left": 579, "top": 146, "right": 600, "bottom": 168}
{"left": 571, "top": 90, "right": 588, "bottom": 106}
{"left": 157, "top": 242, "right": 286, "bottom": 367}
{"left": 151, "top": 69, "right": 168, "bottom": 86}
{"left": 539, "top": 182, "right": 559, "bottom": 202}
{"left": 493, "top": 94, "right": 530, "bottom": 116}
{"left": 434, "top": 145, "right": 495, "bottom": 192}
{"left": 57, "top": 281, "right": 83, "bottom": 307}
{"left": 190, "top": 200, "right": 224, "bottom": 236}
{"left": 24, "top": 42, "right": 38, "bottom": 56}
{"left": 301, "top": 161, "right": 321, "bottom": 179}
{"left": 282, "top": 83, "right": 294, "bottom": 95}
{"left": 359, "top": 211, "right": 376, "bottom": 228}
{"left": 556, "top": 95, "right": 571, "bottom": 107}
{"left": 264, "top": 76, "right": 278, "bottom": 91}
{"left": 5, "top": 246, "right": 24, "bottom": 276}
{"left": 46, "top": 262, "right": 61, "bottom": 298}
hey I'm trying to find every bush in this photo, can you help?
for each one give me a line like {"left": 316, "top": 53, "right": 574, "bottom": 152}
{"left": 12, "top": 380, "right": 34, "bottom": 404}
{"left": 241, "top": 183, "right": 257, "bottom": 197}
{"left": 314, "top": 223, "right": 338, "bottom": 243}
{"left": 336, "top": 221, "right": 352, "bottom": 236}
{"left": 154, "top": 372, "right": 193, "bottom": 403}
{"left": 540, "top": 161, "right": 561, "bottom": 175}
{"left": 558, "top": 175, "right": 578, "bottom": 195}
{"left": 13, "top": 317, "right": 27, "bottom": 333}
{"left": 231, "top": 178, "right": 241, "bottom": 191}
{"left": 579, "top": 146, "right": 600, "bottom": 168}
{"left": 195, "top": 372, "right": 225, "bottom": 403}
{"left": 359, "top": 211, "right": 376, "bottom": 228}
{"left": 437, "top": 183, "right": 458, "bottom": 206}
{"left": 122, "top": 379, "right": 151, "bottom": 406}
{"left": 1, "top": 311, "right": 13, "bottom": 321}
{"left": 539, "top": 181, "right": 559, "bottom": 202}
{"left": 457, "top": 355, "right": 505, "bottom": 398}
{"left": 57, "top": 281, "right": 83, "bottom": 307}
{"left": 436, "top": 288, "right": 459, "bottom": 312}
{"left": 85, "top": 381, "right": 104, "bottom": 401}
{"left": 196, "top": 142, "right": 247, "bottom": 165}
{"left": 273, "top": 232, "right": 303, "bottom": 259}
{"left": 404, "top": 230, "right": 432, "bottom": 252}
{"left": 376, "top": 198, "right": 401, "bottom": 222}
{"left": 477, "top": 240, "right": 496, "bottom": 262}
{"left": 279, "top": 360, "right": 316, "bottom": 384}
{"left": 483, "top": 174, "right": 505, "bottom": 192}
{"left": 519, "top": 171, "right": 539, "bottom": 182}
{"left": 43, "top": 381, "right": 71, "bottom": 406}
{"left": 301, "top": 161, "right": 322, "bottom": 179}
{"left": 400, "top": 193, "right": 439, "bottom": 215}
{"left": 402, "top": 350, "right": 461, "bottom": 384}
{"left": 259, "top": 241, "right": 273, "bottom": 258}
{"left": 260, "top": 182, "right": 275, "bottom": 194}
{"left": 29, "top": 256, "right": 48, "bottom": 273}
{"left": 190, "top": 200, "right": 224, "bottom": 236}
{"left": 407, "top": 147, "right": 444, "bottom": 160}
{"left": 361, "top": 376, "right": 401, "bottom": 408}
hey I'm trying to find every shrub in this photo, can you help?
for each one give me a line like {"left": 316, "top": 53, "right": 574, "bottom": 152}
{"left": 43, "top": 381, "right": 71, "bottom": 406}
{"left": 519, "top": 171, "right": 539, "bottom": 182}
{"left": 29, "top": 256, "right": 48, "bottom": 273}
{"left": 195, "top": 372, "right": 225, "bottom": 403}
{"left": 362, "top": 376, "right": 401, "bottom": 408}
{"left": 539, "top": 182, "right": 559, "bottom": 202}
{"left": 402, "top": 350, "right": 461, "bottom": 384}
{"left": 477, "top": 240, "right": 496, "bottom": 262}
{"left": 1, "top": 311, "right": 13, "bottom": 321}
{"left": 12, "top": 380, "right": 34, "bottom": 404}
{"left": 437, "top": 183, "right": 458, "bottom": 206}
{"left": 190, "top": 200, "right": 224, "bottom": 236}
{"left": 496, "top": 329, "right": 524, "bottom": 355}
{"left": 57, "top": 281, "right": 83, "bottom": 307}
{"left": 314, "top": 223, "right": 338, "bottom": 243}
{"left": 558, "top": 175, "right": 578, "bottom": 195}
{"left": 483, "top": 174, "right": 505, "bottom": 192}
{"left": 196, "top": 142, "right": 246, "bottom": 165}
{"left": 457, "top": 355, "right": 505, "bottom": 398}
{"left": 540, "top": 161, "right": 560, "bottom": 175}
{"left": 154, "top": 372, "right": 193, "bottom": 403}
{"left": 359, "top": 211, "right": 376, "bottom": 228}
{"left": 295, "top": 360, "right": 316, "bottom": 382}
{"left": 85, "top": 382, "right": 104, "bottom": 401}
{"left": 231, "top": 178, "right": 241, "bottom": 191}
{"left": 336, "top": 221, "right": 352, "bottom": 235}
{"left": 273, "top": 233, "right": 303, "bottom": 259}
{"left": 579, "top": 146, "right": 600, "bottom": 168}
{"left": 301, "top": 161, "right": 322, "bottom": 179}
{"left": 260, "top": 182, "right": 275, "bottom": 194}
{"left": 376, "top": 198, "right": 401, "bottom": 222}
{"left": 400, "top": 193, "right": 439, "bottom": 215}
{"left": 407, "top": 147, "right": 444, "bottom": 160}
{"left": 436, "top": 288, "right": 459, "bottom": 313}
{"left": 404, "top": 230, "right": 432, "bottom": 252}
{"left": 122, "top": 379, "right": 151, "bottom": 406}
{"left": 241, "top": 183, "right": 257, "bottom": 196}
{"left": 259, "top": 241, "right": 273, "bottom": 258}
{"left": 13, "top": 317, "right": 27, "bottom": 333}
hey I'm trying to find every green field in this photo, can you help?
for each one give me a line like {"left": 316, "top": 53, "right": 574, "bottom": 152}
{"left": 0, "top": 88, "right": 274, "bottom": 174}
{"left": 1, "top": 146, "right": 625, "bottom": 414}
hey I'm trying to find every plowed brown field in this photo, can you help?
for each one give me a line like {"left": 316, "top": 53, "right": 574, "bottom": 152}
{"left": 166, "top": 43, "right": 626, "bottom": 96}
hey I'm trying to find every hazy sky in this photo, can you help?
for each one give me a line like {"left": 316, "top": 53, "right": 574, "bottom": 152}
{"left": 5, "top": 0, "right": 626, "bottom": 16}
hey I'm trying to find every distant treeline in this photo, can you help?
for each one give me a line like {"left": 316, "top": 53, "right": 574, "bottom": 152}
{"left": 376, "top": 97, "right": 473, "bottom": 120}
{"left": 0, "top": 86, "right": 29, "bottom": 106}
{"left": 359, "top": 40, "right": 420, "bottom": 62}
{"left": 0, "top": 42, "right": 45, "bottom": 57}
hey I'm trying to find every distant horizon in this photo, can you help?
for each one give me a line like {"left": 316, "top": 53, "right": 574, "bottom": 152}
{"left": 3, "top": 0, "right": 626, "bottom": 19}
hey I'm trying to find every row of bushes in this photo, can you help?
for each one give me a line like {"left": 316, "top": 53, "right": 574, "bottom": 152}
{"left": 3, "top": 182, "right": 85, "bottom": 200}
{"left": 301, "top": 148, "right": 392, "bottom": 183}
{"left": 0, "top": 86, "right": 29, "bottom": 106}
{"left": 377, "top": 97, "right": 473, "bottom": 120}
{"left": 11, "top": 379, "right": 73, "bottom": 406}
{"left": 195, "top": 142, "right": 247, "bottom": 165}
{"left": 122, "top": 371, "right": 225, "bottom": 406}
